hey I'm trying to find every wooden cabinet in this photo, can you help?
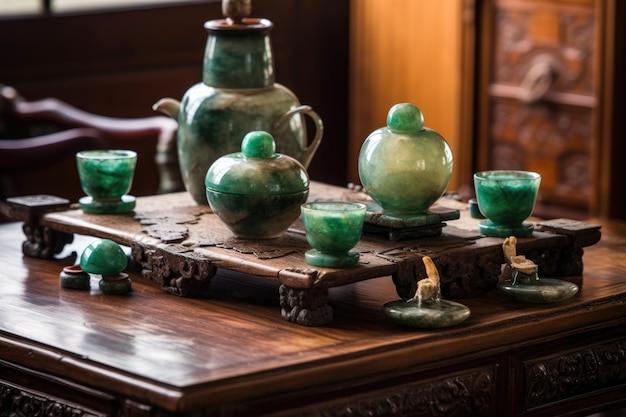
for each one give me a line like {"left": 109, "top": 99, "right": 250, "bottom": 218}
{"left": 475, "top": 0, "right": 622, "bottom": 219}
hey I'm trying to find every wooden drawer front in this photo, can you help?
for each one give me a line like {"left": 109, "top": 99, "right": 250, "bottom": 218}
{"left": 492, "top": 1, "right": 596, "bottom": 97}
{"left": 263, "top": 365, "right": 499, "bottom": 417}
{"left": 522, "top": 338, "right": 626, "bottom": 412}
{"left": 489, "top": 97, "right": 592, "bottom": 209}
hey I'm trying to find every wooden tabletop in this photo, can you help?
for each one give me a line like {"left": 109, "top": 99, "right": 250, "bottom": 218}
{"left": 1, "top": 216, "right": 626, "bottom": 414}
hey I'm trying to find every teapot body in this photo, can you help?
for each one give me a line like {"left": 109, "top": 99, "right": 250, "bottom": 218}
{"left": 155, "top": 12, "right": 322, "bottom": 206}
{"left": 178, "top": 82, "right": 312, "bottom": 204}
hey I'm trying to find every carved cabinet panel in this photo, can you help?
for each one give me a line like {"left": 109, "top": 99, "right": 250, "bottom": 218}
{"left": 477, "top": 0, "right": 602, "bottom": 218}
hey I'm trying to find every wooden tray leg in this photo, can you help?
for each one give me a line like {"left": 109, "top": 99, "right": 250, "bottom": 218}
{"left": 1, "top": 195, "right": 73, "bottom": 259}
{"left": 131, "top": 243, "right": 215, "bottom": 297}
{"left": 279, "top": 285, "right": 333, "bottom": 326}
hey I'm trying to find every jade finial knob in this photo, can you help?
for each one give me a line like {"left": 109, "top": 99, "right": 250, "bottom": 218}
{"left": 241, "top": 131, "right": 276, "bottom": 158}
{"left": 386, "top": 103, "right": 425, "bottom": 133}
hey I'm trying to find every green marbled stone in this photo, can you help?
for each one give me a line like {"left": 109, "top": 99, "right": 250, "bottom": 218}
{"left": 80, "top": 239, "right": 128, "bottom": 276}
{"left": 202, "top": 24, "right": 274, "bottom": 89}
{"left": 498, "top": 272, "right": 579, "bottom": 304}
{"left": 474, "top": 170, "right": 541, "bottom": 237}
{"left": 99, "top": 274, "right": 132, "bottom": 295}
{"left": 301, "top": 202, "right": 367, "bottom": 267}
{"left": 382, "top": 299, "right": 471, "bottom": 329}
{"left": 59, "top": 265, "right": 91, "bottom": 290}
{"left": 78, "top": 195, "right": 136, "bottom": 214}
{"left": 207, "top": 190, "right": 308, "bottom": 239}
{"left": 178, "top": 83, "right": 308, "bottom": 205}
{"left": 175, "top": 19, "right": 321, "bottom": 206}
{"left": 358, "top": 104, "right": 453, "bottom": 215}
{"left": 206, "top": 131, "right": 309, "bottom": 239}
{"left": 76, "top": 150, "right": 136, "bottom": 201}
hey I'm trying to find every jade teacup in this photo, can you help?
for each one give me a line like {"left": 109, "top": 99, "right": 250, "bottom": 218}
{"left": 301, "top": 201, "right": 367, "bottom": 267}
{"left": 76, "top": 150, "right": 137, "bottom": 214}
{"left": 474, "top": 170, "right": 541, "bottom": 237}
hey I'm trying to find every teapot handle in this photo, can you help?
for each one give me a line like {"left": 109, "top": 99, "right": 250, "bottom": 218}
{"left": 275, "top": 105, "right": 323, "bottom": 168}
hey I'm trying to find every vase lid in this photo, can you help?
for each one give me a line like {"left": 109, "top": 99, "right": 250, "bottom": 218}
{"left": 205, "top": 131, "right": 309, "bottom": 195}
{"left": 204, "top": 0, "right": 273, "bottom": 33}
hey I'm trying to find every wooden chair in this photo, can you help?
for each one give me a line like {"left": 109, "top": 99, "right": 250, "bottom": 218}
{"left": 0, "top": 85, "right": 183, "bottom": 220}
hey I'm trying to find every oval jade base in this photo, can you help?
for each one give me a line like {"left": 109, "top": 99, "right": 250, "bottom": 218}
{"left": 304, "top": 249, "right": 360, "bottom": 268}
{"left": 478, "top": 220, "right": 534, "bottom": 238}
{"left": 382, "top": 299, "right": 471, "bottom": 329}
{"left": 79, "top": 195, "right": 136, "bottom": 214}
{"left": 498, "top": 278, "right": 579, "bottom": 304}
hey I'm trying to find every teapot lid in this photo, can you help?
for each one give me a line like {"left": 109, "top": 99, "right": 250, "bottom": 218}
{"left": 205, "top": 0, "right": 272, "bottom": 33}
{"left": 205, "top": 131, "right": 309, "bottom": 195}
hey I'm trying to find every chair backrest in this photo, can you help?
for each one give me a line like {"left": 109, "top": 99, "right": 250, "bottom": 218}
{"left": 0, "top": 85, "right": 183, "bottom": 213}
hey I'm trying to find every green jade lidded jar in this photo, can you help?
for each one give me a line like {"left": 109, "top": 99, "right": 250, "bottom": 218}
{"left": 358, "top": 103, "right": 454, "bottom": 215}
{"left": 205, "top": 131, "right": 309, "bottom": 239}
{"left": 154, "top": 0, "right": 323, "bottom": 205}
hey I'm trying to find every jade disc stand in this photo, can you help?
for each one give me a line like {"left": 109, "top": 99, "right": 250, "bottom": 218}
{"left": 2, "top": 182, "right": 601, "bottom": 326}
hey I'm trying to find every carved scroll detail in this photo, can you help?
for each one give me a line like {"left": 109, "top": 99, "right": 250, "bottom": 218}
{"left": 131, "top": 242, "right": 215, "bottom": 297}
{"left": 21, "top": 223, "right": 73, "bottom": 260}
{"left": 279, "top": 285, "right": 333, "bottom": 326}
{"left": 525, "top": 340, "right": 626, "bottom": 409}
{"left": 0, "top": 383, "right": 100, "bottom": 417}
{"left": 299, "top": 369, "right": 495, "bottom": 417}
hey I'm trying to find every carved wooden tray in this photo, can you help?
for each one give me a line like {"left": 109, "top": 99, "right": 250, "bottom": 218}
{"left": 4, "top": 182, "right": 601, "bottom": 326}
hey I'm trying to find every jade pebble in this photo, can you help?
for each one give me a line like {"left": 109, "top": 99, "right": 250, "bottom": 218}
{"left": 80, "top": 239, "right": 128, "bottom": 276}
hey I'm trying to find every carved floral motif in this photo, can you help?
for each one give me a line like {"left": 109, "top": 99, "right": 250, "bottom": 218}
{"left": 0, "top": 384, "right": 99, "bottom": 417}
{"left": 299, "top": 369, "right": 495, "bottom": 417}
{"left": 525, "top": 340, "right": 626, "bottom": 409}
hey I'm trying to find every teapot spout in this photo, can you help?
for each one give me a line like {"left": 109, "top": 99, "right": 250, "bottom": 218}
{"left": 153, "top": 98, "right": 181, "bottom": 120}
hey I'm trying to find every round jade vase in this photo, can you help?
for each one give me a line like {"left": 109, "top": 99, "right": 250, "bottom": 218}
{"left": 205, "top": 131, "right": 309, "bottom": 239}
{"left": 358, "top": 103, "right": 454, "bottom": 215}
{"left": 155, "top": 12, "right": 322, "bottom": 206}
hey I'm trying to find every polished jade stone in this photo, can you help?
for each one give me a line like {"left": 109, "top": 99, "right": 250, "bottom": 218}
{"left": 76, "top": 150, "right": 137, "bottom": 201}
{"left": 80, "top": 239, "right": 128, "bottom": 276}
{"left": 498, "top": 271, "right": 579, "bottom": 304}
{"left": 79, "top": 195, "right": 136, "bottom": 214}
{"left": 202, "top": 26, "right": 274, "bottom": 89}
{"left": 206, "top": 131, "right": 310, "bottom": 238}
{"left": 99, "top": 273, "right": 132, "bottom": 295}
{"left": 474, "top": 170, "right": 541, "bottom": 237}
{"left": 207, "top": 190, "right": 308, "bottom": 239}
{"left": 382, "top": 299, "right": 471, "bottom": 329}
{"left": 59, "top": 265, "right": 91, "bottom": 290}
{"left": 358, "top": 103, "right": 453, "bottom": 214}
{"left": 205, "top": 131, "right": 308, "bottom": 195}
{"left": 301, "top": 202, "right": 366, "bottom": 267}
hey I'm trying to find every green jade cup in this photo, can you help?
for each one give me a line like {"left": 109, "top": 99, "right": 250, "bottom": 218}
{"left": 301, "top": 202, "right": 367, "bottom": 268}
{"left": 474, "top": 170, "right": 541, "bottom": 237}
{"left": 76, "top": 150, "right": 137, "bottom": 214}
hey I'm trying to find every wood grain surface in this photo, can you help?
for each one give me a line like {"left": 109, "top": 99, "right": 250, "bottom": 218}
{"left": 1, "top": 211, "right": 625, "bottom": 414}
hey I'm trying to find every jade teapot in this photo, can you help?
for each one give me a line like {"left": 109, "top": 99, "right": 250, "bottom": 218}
{"left": 358, "top": 103, "right": 453, "bottom": 214}
{"left": 154, "top": 0, "right": 323, "bottom": 205}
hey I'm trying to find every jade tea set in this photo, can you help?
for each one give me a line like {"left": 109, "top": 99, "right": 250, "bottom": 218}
{"left": 63, "top": 0, "right": 579, "bottom": 327}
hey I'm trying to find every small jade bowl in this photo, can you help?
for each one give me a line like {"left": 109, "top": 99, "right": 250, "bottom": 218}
{"left": 301, "top": 201, "right": 367, "bottom": 268}
{"left": 76, "top": 150, "right": 137, "bottom": 213}
{"left": 474, "top": 170, "right": 541, "bottom": 237}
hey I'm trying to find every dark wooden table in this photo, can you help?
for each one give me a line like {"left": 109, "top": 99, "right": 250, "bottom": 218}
{"left": 1, "top": 206, "right": 626, "bottom": 416}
